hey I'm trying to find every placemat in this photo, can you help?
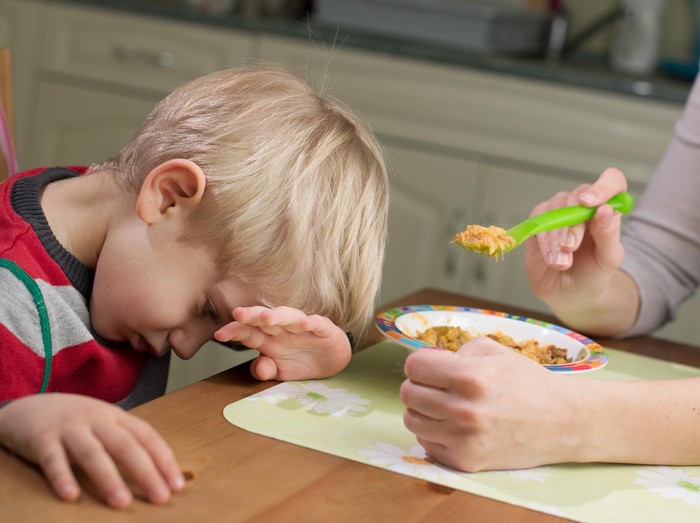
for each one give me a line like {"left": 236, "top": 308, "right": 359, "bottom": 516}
{"left": 223, "top": 341, "right": 700, "bottom": 522}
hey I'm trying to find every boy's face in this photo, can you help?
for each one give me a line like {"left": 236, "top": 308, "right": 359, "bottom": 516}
{"left": 88, "top": 212, "right": 255, "bottom": 361}
{"left": 83, "top": 159, "right": 258, "bottom": 360}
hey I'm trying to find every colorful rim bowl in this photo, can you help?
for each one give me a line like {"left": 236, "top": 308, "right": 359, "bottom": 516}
{"left": 375, "top": 304, "right": 608, "bottom": 373}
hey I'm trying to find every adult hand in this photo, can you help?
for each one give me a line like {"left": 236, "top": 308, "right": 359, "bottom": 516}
{"left": 400, "top": 337, "right": 587, "bottom": 471}
{"left": 214, "top": 306, "right": 352, "bottom": 381}
{"left": 0, "top": 393, "right": 184, "bottom": 509}
{"left": 524, "top": 168, "right": 634, "bottom": 333}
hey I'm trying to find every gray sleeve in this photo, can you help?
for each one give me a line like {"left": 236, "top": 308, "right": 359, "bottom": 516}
{"left": 619, "top": 77, "right": 700, "bottom": 336}
{"left": 116, "top": 352, "right": 171, "bottom": 410}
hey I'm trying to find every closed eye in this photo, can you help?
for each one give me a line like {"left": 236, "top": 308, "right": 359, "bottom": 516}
{"left": 202, "top": 299, "right": 219, "bottom": 323}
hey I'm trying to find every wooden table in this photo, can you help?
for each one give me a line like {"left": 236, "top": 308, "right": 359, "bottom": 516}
{"left": 3, "top": 288, "right": 700, "bottom": 522}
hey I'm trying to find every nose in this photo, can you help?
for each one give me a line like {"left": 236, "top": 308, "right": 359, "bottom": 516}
{"left": 168, "top": 325, "right": 213, "bottom": 360}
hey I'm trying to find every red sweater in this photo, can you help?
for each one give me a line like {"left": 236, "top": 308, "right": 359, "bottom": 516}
{"left": 0, "top": 167, "right": 147, "bottom": 402}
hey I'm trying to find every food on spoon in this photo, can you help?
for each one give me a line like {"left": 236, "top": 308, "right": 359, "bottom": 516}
{"left": 416, "top": 325, "right": 571, "bottom": 364}
{"left": 452, "top": 224, "right": 516, "bottom": 259}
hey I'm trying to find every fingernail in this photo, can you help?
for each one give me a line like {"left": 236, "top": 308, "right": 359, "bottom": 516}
{"left": 580, "top": 191, "right": 596, "bottom": 205}
{"left": 108, "top": 489, "right": 131, "bottom": 508}
{"left": 172, "top": 474, "right": 185, "bottom": 490}
{"left": 562, "top": 232, "right": 576, "bottom": 248}
{"left": 57, "top": 482, "right": 79, "bottom": 501}
{"left": 152, "top": 485, "right": 171, "bottom": 503}
{"left": 600, "top": 211, "right": 620, "bottom": 227}
{"left": 556, "top": 252, "right": 570, "bottom": 265}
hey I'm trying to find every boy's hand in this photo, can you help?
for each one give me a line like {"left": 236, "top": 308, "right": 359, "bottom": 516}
{"left": 214, "top": 306, "right": 352, "bottom": 381}
{"left": 400, "top": 337, "right": 586, "bottom": 471}
{"left": 0, "top": 394, "right": 184, "bottom": 509}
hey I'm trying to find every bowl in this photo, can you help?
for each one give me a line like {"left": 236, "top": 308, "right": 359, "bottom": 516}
{"left": 375, "top": 304, "right": 608, "bottom": 373}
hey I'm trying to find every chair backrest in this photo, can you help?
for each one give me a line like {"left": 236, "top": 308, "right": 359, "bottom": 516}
{"left": 0, "top": 47, "right": 16, "bottom": 182}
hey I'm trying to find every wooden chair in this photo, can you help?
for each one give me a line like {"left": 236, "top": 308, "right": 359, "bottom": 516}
{"left": 0, "top": 47, "right": 16, "bottom": 182}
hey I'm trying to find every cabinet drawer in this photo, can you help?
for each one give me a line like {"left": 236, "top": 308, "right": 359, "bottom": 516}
{"left": 259, "top": 34, "right": 681, "bottom": 186}
{"left": 40, "top": 3, "right": 254, "bottom": 94}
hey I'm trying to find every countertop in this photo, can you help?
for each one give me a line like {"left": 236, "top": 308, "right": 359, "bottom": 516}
{"left": 52, "top": 0, "right": 694, "bottom": 106}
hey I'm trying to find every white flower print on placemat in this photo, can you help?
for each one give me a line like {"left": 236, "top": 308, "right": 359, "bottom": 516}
{"left": 634, "top": 466, "right": 700, "bottom": 507}
{"left": 247, "top": 381, "right": 370, "bottom": 417}
{"left": 358, "top": 442, "right": 468, "bottom": 482}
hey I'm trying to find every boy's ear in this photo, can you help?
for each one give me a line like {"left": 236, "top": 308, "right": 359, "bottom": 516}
{"left": 136, "top": 159, "right": 206, "bottom": 224}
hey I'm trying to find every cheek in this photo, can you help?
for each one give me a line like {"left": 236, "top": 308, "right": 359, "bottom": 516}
{"left": 90, "top": 265, "right": 158, "bottom": 337}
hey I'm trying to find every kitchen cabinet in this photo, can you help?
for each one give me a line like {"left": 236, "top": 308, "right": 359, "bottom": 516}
{"left": 27, "top": 1, "right": 256, "bottom": 167}
{"left": 0, "top": 0, "right": 41, "bottom": 165}
{"left": 15, "top": 0, "right": 260, "bottom": 389}
{"left": 458, "top": 164, "right": 577, "bottom": 311}
{"left": 1, "top": 0, "right": 697, "bottom": 352}
{"left": 30, "top": 81, "right": 157, "bottom": 166}
{"left": 379, "top": 142, "right": 480, "bottom": 303}
{"left": 257, "top": 34, "right": 677, "bottom": 303}
{"left": 256, "top": 33, "right": 700, "bottom": 344}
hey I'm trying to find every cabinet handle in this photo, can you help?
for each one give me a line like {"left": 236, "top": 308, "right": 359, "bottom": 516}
{"left": 112, "top": 45, "right": 176, "bottom": 68}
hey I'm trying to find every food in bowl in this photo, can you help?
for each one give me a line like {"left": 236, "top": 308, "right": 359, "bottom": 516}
{"left": 416, "top": 325, "right": 571, "bottom": 364}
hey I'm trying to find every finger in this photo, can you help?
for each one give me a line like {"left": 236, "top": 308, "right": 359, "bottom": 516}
{"left": 117, "top": 415, "right": 184, "bottom": 494}
{"left": 533, "top": 191, "right": 572, "bottom": 268}
{"left": 216, "top": 323, "right": 268, "bottom": 349}
{"left": 250, "top": 356, "right": 278, "bottom": 381}
{"left": 579, "top": 167, "right": 627, "bottom": 206}
{"left": 403, "top": 349, "right": 470, "bottom": 388}
{"left": 233, "top": 306, "right": 302, "bottom": 326}
{"left": 399, "top": 380, "right": 448, "bottom": 421}
{"left": 404, "top": 408, "right": 469, "bottom": 448}
{"left": 231, "top": 307, "right": 304, "bottom": 335}
{"left": 96, "top": 424, "right": 171, "bottom": 505}
{"left": 418, "top": 437, "right": 474, "bottom": 472}
{"left": 456, "top": 336, "right": 512, "bottom": 358}
{"left": 403, "top": 408, "right": 450, "bottom": 445}
{"left": 258, "top": 312, "right": 338, "bottom": 339}
{"left": 35, "top": 440, "right": 81, "bottom": 502}
{"left": 547, "top": 190, "right": 582, "bottom": 260}
{"left": 538, "top": 188, "right": 593, "bottom": 268}
{"left": 297, "top": 314, "right": 338, "bottom": 338}
{"left": 230, "top": 305, "right": 269, "bottom": 324}
{"left": 241, "top": 307, "right": 319, "bottom": 335}
{"left": 589, "top": 205, "right": 625, "bottom": 271}
{"left": 63, "top": 429, "right": 132, "bottom": 509}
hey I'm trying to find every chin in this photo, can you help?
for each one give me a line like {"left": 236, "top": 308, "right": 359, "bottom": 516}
{"left": 90, "top": 319, "right": 125, "bottom": 345}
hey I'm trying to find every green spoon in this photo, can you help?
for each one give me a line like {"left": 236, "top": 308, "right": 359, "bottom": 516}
{"left": 453, "top": 192, "right": 635, "bottom": 258}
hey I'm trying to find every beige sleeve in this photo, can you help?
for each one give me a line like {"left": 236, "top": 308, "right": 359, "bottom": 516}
{"left": 620, "top": 77, "right": 700, "bottom": 336}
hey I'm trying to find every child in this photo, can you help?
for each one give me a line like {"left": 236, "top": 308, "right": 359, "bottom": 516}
{"left": 0, "top": 66, "right": 389, "bottom": 508}
{"left": 399, "top": 70, "right": 700, "bottom": 473}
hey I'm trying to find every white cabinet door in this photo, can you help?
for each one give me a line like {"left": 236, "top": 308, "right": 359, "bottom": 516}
{"left": 29, "top": 81, "right": 158, "bottom": 167}
{"left": 0, "top": 0, "right": 42, "bottom": 166}
{"left": 380, "top": 141, "right": 479, "bottom": 304}
{"left": 459, "top": 163, "right": 586, "bottom": 314}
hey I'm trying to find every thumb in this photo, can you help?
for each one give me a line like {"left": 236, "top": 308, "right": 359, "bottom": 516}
{"left": 250, "top": 356, "right": 278, "bottom": 381}
{"left": 456, "top": 336, "right": 512, "bottom": 358}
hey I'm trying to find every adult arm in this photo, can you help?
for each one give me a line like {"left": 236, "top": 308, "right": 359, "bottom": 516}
{"left": 401, "top": 338, "right": 700, "bottom": 471}
{"left": 526, "top": 76, "right": 700, "bottom": 337}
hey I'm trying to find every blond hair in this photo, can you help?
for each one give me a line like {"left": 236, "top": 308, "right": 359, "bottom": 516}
{"left": 92, "top": 66, "right": 388, "bottom": 343}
